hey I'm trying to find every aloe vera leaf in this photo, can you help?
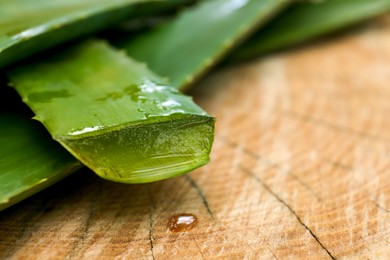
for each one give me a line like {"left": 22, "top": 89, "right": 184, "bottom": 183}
{"left": 0, "top": 113, "right": 81, "bottom": 211}
{"left": 230, "top": 0, "right": 390, "bottom": 60}
{"left": 0, "top": 0, "right": 191, "bottom": 69}
{"left": 115, "top": 0, "right": 291, "bottom": 89}
{"left": 8, "top": 40, "right": 215, "bottom": 184}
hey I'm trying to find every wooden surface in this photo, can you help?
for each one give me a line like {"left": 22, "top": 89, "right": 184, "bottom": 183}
{"left": 1, "top": 16, "right": 390, "bottom": 259}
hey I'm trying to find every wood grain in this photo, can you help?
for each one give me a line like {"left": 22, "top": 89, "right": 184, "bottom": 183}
{"left": 1, "top": 15, "right": 390, "bottom": 259}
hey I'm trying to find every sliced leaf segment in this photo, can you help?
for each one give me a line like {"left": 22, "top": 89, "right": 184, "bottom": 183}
{"left": 0, "top": 113, "right": 81, "bottom": 211}
{"left": 230, "top": 0, "right": 390, "bottom": 60}
{"left": 8, "top": 40, "right": 215, "bottom": 184}
{"left": 0, "top": 0, "right": 189, "bottom": 69}
{"left": 116, "top": 0, "right": 291, "bottom": 89}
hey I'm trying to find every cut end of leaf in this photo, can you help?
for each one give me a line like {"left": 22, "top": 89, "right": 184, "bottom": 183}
{"left": 58, "top": 114, "right": 215, "bottom": 183}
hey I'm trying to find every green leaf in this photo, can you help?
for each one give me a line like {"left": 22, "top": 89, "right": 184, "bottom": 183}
{"left": 8, "top": 40, "right": 215, "bottom": 184}
{"left": 0, "top": 113, "right": 81, "bottom": 211}
{"left": 0, "top": 0, "right": 189, "bottom": 69}
{"left": 115, "top": 0, "right": 291, "bottom": 89}
{"left": 230, "top": 0, "right": 390, "bottom": 60}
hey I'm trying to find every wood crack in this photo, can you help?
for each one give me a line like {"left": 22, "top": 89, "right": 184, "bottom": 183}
{"left": 324, "top": 160, "right": 354, "bottom": 171}
{"left": 185, "top": 175, "right": 215, "bottom": 219}
{"left": 147, "top": 187, "right": 156, "bottom": 260}
{"left": 266, "top": 241, "right": 280, "bottom": 260}
{"left": 191, "top": 236, "right": 206, "bottom": 260}
{"left": 371, "top": 199, "right": 390, "bottom": 214}
{"left": 67, "top": 182, "right": 100, "bottom": 259}
{"left": 148, "top": 214, "right": 155, "bottom": 260}
{"left": 240, "top": 165, "right": 336, "bottom": 259}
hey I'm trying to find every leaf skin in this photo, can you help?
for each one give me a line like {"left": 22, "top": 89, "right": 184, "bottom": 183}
{"left": 116, "top": 0, "right": 291, "bottom": 89}
{"left": 230, "top": 0, "right": 390, "bottom": 61}
{"left": 0, "top": 113, "right": 81, "bottom": 211}
{"left": 8, "top": 40, "right": 215, "bottom": 184}
{"left": 0, "top": 0, "right": 189, "bottom": 69}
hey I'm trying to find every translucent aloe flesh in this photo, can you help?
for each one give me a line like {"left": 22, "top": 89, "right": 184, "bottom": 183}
{"left": 116, "top": 0, "right": 291, "bottom": 89}
{"left": 0, "top": 0, "right": 188, "bottom": 69}
{"left": 230, "top": 0, "right": 390, "bottom": 60}
{"left": 0, "top": 113, "right": 81, "bottom": 211}
{"left": 8, "top": 40, "right": 215, "bottom": 184}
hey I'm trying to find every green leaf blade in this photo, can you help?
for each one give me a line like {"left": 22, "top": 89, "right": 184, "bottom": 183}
{"left": 0, "top": 0, "right": 189, "bottom": 69}
{"left": 117, "top": 0, "right": 291, "bottom": 89}
{"left": 230, "top": 0, "right": 390, "bottom": 60}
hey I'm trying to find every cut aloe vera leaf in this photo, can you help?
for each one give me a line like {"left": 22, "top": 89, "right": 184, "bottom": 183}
{"left": 0, "top": 113, "right": 82, "bottom": 211}
{"left": 8, "top": 40, "right": 215, "bottom": 184}
{"left": 230, "top": 0, "right": 390, "bottom": 60}
{"left": 0, "top": 0, "right": 191, "bottom": 69}
{"left": 115, "top": 0, "right": 291, "bottom": 89}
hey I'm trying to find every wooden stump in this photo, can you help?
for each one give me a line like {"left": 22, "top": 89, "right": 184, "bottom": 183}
{"left": 1, "top": 15, "right": 390, "bottom": 260}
